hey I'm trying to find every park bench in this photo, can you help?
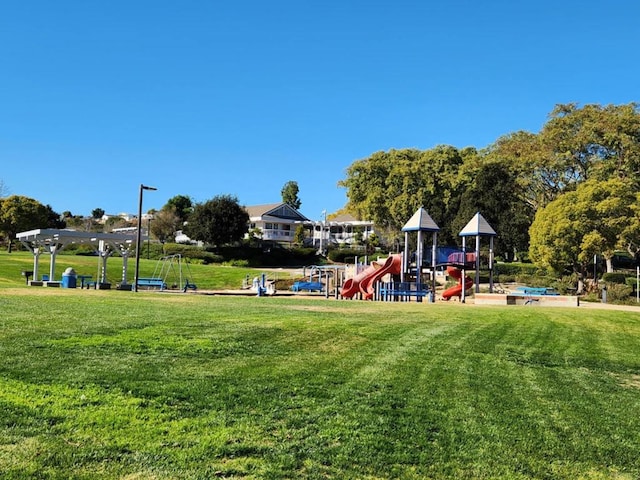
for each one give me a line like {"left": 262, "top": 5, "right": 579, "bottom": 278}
{"left": 136, "top": 278, "right": 167, "bottom": 290}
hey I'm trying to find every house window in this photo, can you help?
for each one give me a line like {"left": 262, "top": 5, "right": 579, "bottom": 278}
{"left": 250, "top": 223, "right": 256, "bottom": 229}
{"left": 283, "top": 224, "right": 291, "bottom": 231}
{"left": 265, "top": 223, "right": 273, "bottom": 230}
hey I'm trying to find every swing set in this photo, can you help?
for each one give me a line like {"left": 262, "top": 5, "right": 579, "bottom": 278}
{"left": 149, "top": 254, "right": 197, "bottom": 292}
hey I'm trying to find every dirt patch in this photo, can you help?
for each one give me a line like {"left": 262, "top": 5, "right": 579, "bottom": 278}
{"left": 611, "top": 373, "right": 640, "bottom": 389}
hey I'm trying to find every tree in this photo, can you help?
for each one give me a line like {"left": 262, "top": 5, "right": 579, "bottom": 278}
{"left": 164, "top": 195, "right": 193, "bottom": 223}
{"left": 150, "top": 208, "right": 182, "bottom": 244}
{"left": 0, "top": 195, "right": 51, "bottom": 252}
{"left": 184, "top": 195, "right": 249, "bottom": 247}
{"left": 293, "top": 224, "right": 306, "bottom": 246}
{"left": 281, "top": 181, "right": 301, "bottom": 210}
{"left": 451, "top": 161, "right": 534, "bottom": 261}
{"left": 91, "top": 208, "right": 105, "bottom": 219}
{"left": 339, "top": 146, "right": 473, "bottom": 244}
{"left": 529, "top": 178, "right": 639, "bottom": 274}
{"left": 45, "top": 205, "right": 66, "bottom": 230}
{"left": 487, "top": 103, "right": 640, "bottom": 209}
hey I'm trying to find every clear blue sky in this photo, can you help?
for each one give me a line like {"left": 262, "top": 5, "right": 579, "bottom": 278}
{"left": 1, "top": 1, "right": 638, "bottom": 221}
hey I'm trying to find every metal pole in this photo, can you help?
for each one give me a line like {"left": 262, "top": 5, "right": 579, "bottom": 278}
{"left": 134, "top": 184, "right": 157, "bottom": 292}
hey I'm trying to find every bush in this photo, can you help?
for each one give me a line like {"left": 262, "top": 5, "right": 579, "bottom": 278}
{"left": 328, "top": 248, "right": 371, "bottom": 264}
{"left": 602, "top": 272, "right": 627, "bottom": 284}
{"left": 603, "top": 283, "right": 633, "bottom": 303}
{"left": 495, "top": 262, "right": 547, "bottom": 278}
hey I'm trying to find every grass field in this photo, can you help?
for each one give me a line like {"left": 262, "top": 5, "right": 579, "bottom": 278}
{"left": 1, "top": 253, "right": 640, "bottom": 478}
{"left": 0, "top": 251, "right": 272, "bottom": 291}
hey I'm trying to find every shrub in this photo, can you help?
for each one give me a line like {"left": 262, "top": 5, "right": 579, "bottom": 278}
{"left": 603, "top": 283, "right": 633, "bottom": 303}
{"left": 328, "top": 248, "right": 376, "bottom": 264}
{"left": 602, "top": 272, "right": 627, "bottom": 284}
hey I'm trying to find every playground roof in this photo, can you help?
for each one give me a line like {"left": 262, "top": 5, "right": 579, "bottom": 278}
{"left": 459, "top": 212, "right": 496, "bottom": 236}
{"left": 401, "top": 207, "right": 440, "bottom": 232}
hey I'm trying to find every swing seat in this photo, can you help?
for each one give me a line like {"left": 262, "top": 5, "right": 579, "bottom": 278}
{"left": 183, "top": 279, "right": 197, "bottom": 292}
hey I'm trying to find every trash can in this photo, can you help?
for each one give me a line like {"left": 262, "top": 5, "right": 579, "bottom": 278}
{"left": 61, "top": 268, "right": 77, "bottom": 288}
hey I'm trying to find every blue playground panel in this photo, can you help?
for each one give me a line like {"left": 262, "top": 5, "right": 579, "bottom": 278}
{"left": 414, "top": 247, "right": 477, "bottom": 267}
{"left": 380, "top": 282, "right": 431, "bottom": 302}
{"left": 511, "top": 286, "right": 559, "bottom": 296}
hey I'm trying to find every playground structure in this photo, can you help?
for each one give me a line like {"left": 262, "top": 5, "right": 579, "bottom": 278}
{"left": 291, "top": 265, "right": 346, "bottom": 299}
{"left": 339, "top": 209, "right": 498, "bottom": 302}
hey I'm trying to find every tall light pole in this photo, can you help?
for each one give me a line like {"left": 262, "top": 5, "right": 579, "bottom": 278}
{"left": 134, "top": 184, "right": 157, "bottom": 292}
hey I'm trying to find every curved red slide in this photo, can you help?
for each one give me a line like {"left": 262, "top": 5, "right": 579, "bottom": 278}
{"left": 340, "top": 254, "right": 403, "bottom": 300}
{"left": 442, "top": 265, "right": 473, "bottom": 300}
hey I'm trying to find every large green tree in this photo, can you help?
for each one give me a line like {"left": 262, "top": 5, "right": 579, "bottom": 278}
{"left": 529, "top": 178, "right": 640, "bottom": 274}
{"left": 488, "top": 103, "right": 640, "bottom": 209}
{"left": 150, "top": 208, "right": 182, "bottom": 244}
{"left": 451, "top": 161, "right": 534, "bottom": 261}
{"left": 184, "top": 195, "right": 249, "bottom": 247}
{"left": 339, "top": 146, "right": 474, "bottom": 244}
{"left": 0, "top": 195, "right": 51, "bottom": 252}
{"left": 164, "top": 195, "right": 193, "bottom": 223}
{"left": 281, "top": 181, "right": 301, "bottom": 210}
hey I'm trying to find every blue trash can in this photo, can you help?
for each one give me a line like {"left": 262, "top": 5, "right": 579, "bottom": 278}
{"left": 61, "top": 268, "right": 77, "bottom": 288}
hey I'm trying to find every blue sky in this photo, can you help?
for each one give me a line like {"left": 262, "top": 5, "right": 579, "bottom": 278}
{"left": 1, "top": 1, "right": 638, "bottom": 221}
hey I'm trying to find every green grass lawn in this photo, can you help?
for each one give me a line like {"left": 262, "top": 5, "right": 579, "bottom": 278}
{"left": 0, "top": 251, "right": 271, "bottom": 290}
{"left": 1, "top": 252, "right": 640, "bottom": 478}
{"left": 1, "top": 284, "right": 640, "bottom": 479}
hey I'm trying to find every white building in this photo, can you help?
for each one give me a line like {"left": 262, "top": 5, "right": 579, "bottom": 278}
{"left": 246, "top": 203, "right": 309, "bottom": 244}
{"left": 310, "top": 212, "right": 376, "bottom": 249}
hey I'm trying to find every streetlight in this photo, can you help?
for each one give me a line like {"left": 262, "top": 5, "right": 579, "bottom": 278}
{"left": 134, "top": 184, "right": 157, "bottom": 292}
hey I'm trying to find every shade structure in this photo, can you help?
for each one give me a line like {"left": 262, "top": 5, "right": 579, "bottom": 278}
{"left": 401, "top": 207, "right": 440, "bottom": 232}
{"left": 458, "top": 212, "right": 497, "bottom": 300}
{"left": 459, "top": 212, "right": 496, "bottom": 237}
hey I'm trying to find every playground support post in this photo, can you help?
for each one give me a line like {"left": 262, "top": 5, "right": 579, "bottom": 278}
{"left": 134, "top": 184, "right": 157, "bottom": 293}
{"left": 489, "top": 236, "right": 494, "bottom": 294}
{"left": 461, "top": 237, "right": 466, "bottom": 303}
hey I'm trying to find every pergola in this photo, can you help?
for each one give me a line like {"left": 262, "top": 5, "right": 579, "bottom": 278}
{"left": 16, "top": 229, "right": 141, "bottom": 287}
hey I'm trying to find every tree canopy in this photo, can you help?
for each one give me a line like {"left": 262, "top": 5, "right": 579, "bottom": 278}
{"left": 340, "top": 103, "right": 640, "bottom": 271}
{"left": 184, "top": 195, "right": 249, "bottom": 247}
{"left": 281, "top": 181, "right": 301, "bottom": 210}
{"left": 0, "top": 195, "right": 54, "bottom": 252}
{"left": 164, "top": 195, "right": 193, "bottom": 223}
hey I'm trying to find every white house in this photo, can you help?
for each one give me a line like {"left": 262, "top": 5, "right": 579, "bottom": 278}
{"left": 246, "top": 203, "right": 310, "bottom": 244}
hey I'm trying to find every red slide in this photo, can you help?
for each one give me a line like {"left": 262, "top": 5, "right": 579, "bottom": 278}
{"left": 340, "top": 254, "right": 403, "bottom": 300}
{"left": 442, "top": 265, "right": 473, "bottom": 300}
